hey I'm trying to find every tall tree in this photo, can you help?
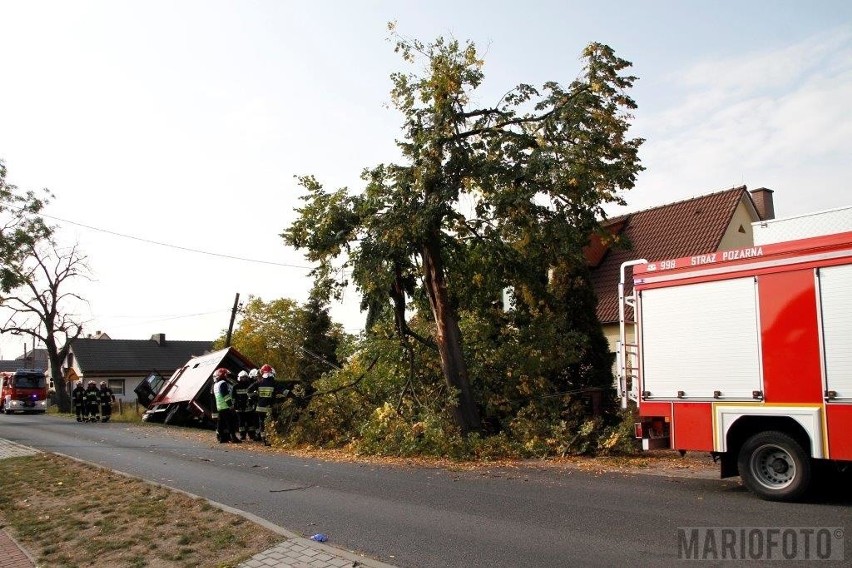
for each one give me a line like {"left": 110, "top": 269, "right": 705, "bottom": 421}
{"left": 220, "top": 296, "right": 304, "bottom": 379}
{"left": 0, "top": 241, "right": 90, "bottom": 411}
{"left": 0, "top": 160, "right": 52, "bottom": 293}
{"left": 284, "top": 27, "right": 643, "bottom": 435}
{"left": 220, "top": 295, "right": 344, "bottom": 383}
{"left": 296, "top": 294, "right": 341, "bottom": 401}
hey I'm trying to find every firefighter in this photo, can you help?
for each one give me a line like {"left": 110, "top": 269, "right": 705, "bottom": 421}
{"left": 212, "top": 368, "right": 240, "bottom": 443}
{"left": 250, "top": 364, "right": 288, "bottom": 446}
{"left": 72, "top": 380, "right": 86, "bottom": 422}
{"left": 99, "top": 381, "right": 115, "bottom": 422}
{"left": 232, "top": 370, "right": 253, "bottom": 441}
{"left": 247, "top": 368, "right": 260, "bottom": 441}
{"left": 85, "top": 380, "right": 100, "bottom": 422}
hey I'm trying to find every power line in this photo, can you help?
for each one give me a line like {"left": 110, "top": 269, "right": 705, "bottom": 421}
{"left": 35, "top": 209, "right": 314, "bottom": 269}
{"left": 99, "top": 310, "right": 226, "bottom": 320}
{"left": 88, "top": 309, "right": 232, "bottom": 331}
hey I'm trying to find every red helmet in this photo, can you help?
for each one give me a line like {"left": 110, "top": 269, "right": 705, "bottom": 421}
{"left": 260, "top": 364, "right": 275, "bottom": 378}
{"left": 213, "top": 368, "right": 230, "bottom": 380}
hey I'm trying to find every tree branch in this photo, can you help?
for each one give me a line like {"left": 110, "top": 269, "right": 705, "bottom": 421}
{"left": 441, "top": 85, "right": 590, "bottom": 145}
{"left": 312, "top": 356, "right": 380, "bottom": 397}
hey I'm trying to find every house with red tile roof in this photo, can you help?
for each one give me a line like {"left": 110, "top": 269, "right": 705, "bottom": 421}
{"left": 589, "top": 186, "right": 775, "bottom": 351}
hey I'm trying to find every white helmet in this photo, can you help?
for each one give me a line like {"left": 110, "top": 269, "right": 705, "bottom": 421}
{"left": 237, "top": 370, "right": 249, "bottom": 380}
{"left": 248, "top": 368, "right": 259, "bottom": 379}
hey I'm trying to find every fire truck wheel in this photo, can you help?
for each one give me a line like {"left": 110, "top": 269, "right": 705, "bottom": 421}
{"left": 738, "top": 431, "right": 811, "bottom": 501}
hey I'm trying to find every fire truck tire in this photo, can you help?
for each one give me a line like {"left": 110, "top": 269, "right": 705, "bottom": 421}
{"left": 738, "top": 431, "right": 811, "bottom": 501}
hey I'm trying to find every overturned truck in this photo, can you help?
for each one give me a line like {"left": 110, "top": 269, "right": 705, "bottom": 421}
{"left": 137, "top": 347, "right": 255, "bottom": 427}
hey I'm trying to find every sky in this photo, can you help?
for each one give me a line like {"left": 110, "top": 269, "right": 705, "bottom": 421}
{"left": 1, "top": 0, "right": 851, "bottom": 358}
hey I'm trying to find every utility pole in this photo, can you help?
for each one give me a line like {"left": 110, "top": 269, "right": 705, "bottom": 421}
{"left": 225, "top": 293, "right": 240, "bottom": 347}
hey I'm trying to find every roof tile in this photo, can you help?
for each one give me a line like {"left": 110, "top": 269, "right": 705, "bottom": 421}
{"left": 591, "top": 187, "right": 750, "bottom": 323}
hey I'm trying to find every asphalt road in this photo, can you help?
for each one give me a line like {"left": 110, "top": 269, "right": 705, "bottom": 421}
{"left": 2, "top": 413, "right": 851, "bottom": 567}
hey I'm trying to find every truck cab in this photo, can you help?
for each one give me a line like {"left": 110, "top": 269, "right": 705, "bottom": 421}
{"left": 0, "top": 369, "right": 49, "bottom": 414}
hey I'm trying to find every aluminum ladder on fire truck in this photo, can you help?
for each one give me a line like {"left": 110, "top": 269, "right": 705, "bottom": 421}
{"left": 617, "top": 259, "right": 647, "bottom": 409}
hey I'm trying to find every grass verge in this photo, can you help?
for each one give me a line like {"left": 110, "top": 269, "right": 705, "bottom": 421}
{"left": 0, "top": 453, "right": 282, "bottom": 567}
{"left": 48, "top": 401, "right": 147, "bottom": 424}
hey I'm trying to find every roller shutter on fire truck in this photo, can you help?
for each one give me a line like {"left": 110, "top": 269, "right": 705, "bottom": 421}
{"left": 640, "top": 277, "right": 762, "bottom": 400}
{"left": 818, "top": 264, "right": 852, "bottom": 401}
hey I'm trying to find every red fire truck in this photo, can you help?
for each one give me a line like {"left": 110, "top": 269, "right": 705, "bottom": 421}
{"left": 0, "top": 369, "right": 49, "bottom": 414}
{"left": 618, "top": 209, "right": 852, "bottom": 501}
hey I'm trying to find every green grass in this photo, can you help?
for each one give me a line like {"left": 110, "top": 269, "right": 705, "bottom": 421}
{"left": 0, "top": 454, "right": 284, "bottom": 567}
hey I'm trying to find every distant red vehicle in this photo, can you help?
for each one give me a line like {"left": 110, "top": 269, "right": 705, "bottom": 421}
{"left": 0, "top": 369, "right": 49, "bottom": 414}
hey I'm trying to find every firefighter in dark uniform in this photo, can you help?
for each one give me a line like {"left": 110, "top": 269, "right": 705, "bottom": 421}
{"left": 249, "top": 364, "right": 288, "bottom": 446}
{"left": 212, "top": 368, "right": 240, "bottom": 443}
{"left": 247, "top": 368, "right": 260, "bottom": 440}
{"left": 99, "top": 381, "right": 115, "bottom": 422}
{"left": 72, "top": 381, "right": 86, "bottom": 422}
{"left": 234, "top": 371, "right": 254, "bottom": 440}
{"left": 85, "top": 380, "right": 100, "bottom": 422}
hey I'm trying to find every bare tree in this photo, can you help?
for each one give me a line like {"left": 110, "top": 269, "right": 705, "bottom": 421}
{"left": 1, "top": 241, "right": 90, "bottom": 411}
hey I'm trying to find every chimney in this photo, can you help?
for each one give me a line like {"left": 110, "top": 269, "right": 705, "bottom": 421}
{"left": 750, "top": 188, "right": 775, "bottom": 220}
{"left": 151, "top": 333, "right": 166, "bottom": 346}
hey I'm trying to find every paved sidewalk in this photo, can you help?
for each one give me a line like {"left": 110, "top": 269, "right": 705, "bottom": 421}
{"left": 239, "top": 537, "right": 391, "bottom": 568}
{"left": 0, "top": 527, "right": 36, "bottom": 568}
{"left": 0, "top": 437, "right": 395, "bottom": 568}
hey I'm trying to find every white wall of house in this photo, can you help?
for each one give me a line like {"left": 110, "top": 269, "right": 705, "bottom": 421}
{"left": 64, "top": 357, "right": 147, "bottom": 403}
{"left": 719, "top": 201, "right": 760, "bottom": 250}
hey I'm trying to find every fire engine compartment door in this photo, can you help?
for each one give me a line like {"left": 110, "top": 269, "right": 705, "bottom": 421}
{"left": 640, "top": 276, "right": 761, "bottom": 399}
{"left": 819, "top": 264, "right": 852, "bottom": 400}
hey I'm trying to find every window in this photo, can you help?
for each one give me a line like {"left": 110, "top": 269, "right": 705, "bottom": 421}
{"left": 108, "top": 379, "right": 125, "bottom": 396}
{"left": 144, "top": 372, "right": 165, "bottom": 394}
{"left": 13, "top": 371, "right": 46, "bottom": 389}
